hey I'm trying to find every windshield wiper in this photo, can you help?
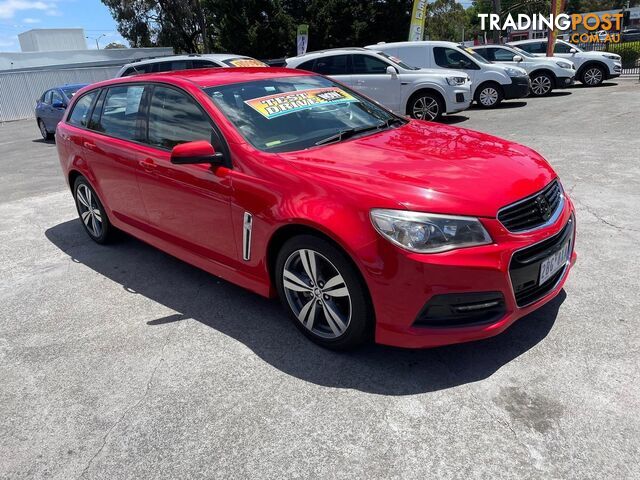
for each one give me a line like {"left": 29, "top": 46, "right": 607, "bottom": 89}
{"left": 314, "top": 118, "right": 406, "bottom": 146}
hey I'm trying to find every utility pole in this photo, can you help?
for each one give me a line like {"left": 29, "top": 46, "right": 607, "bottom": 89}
{"left": 194, "top": 0, "right": 209, "bottom": 53}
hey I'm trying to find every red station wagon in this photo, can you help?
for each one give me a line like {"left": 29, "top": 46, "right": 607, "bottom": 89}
{"left": 56, "top": 68, "right": 576, "bottom": 350}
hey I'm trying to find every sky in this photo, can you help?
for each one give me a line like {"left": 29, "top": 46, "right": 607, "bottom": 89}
{"left": 0, "top": 0, "right": 127, "bottom": 52}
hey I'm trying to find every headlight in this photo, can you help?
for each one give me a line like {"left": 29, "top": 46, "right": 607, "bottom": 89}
{"left": 556, "top": 61, "right": 572, "bottom": 69}
{"left": 604, "top": 54, "right": 620, "bottom": 60}
{"left": 504, "top": 67, "right": 526, "bottom": 77}
{"left": 370, "top": 209, "right": 492, "bottom": 253}
{"left": 446, "top": 76, "right": 467, "bottom": 86}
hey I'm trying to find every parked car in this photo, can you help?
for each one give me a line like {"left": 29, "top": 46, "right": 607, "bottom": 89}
{"left": 56, "top": 68, "right": 576, "bottom": 350}
{"left": 35, "top": 83, "right": 87, "bottom": 140}
{"left": 367, "top": 41, "right": 530, "bottom": 108}
{"left": 286, "top": 48, "right": 471, "bottom": 121}
{"left": 621, "top": 28, "right": 640, "bottom": 42}
{"left": 507, "top": 38, "right": 621, "bottom": 86}
{"left": 115, "top": 54, "right": 267, "bottom": 77}
{"left": 471, "top": 44, "right": 575, "bottom": 96}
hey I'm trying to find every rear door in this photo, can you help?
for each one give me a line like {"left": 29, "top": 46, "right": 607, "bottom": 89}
{"left": 83, "top": 84, "right": 148, "bottom": 225}
{"left": 311, "top": 54, "right": 352, "bottom": 87}
{"left": 134, "top": 84, "right": 236, "bottom": 262}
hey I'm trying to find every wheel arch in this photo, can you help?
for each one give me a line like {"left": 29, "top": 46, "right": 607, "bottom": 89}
{"left": 576, "top": 60, "right": 607, "bottom": 78}
{"left": 473, "top": 80, "right": 503, "bottom": 101}
{"left": 405, "top": 87, "right": 446, "bottom": 116}
{"left": 529, "top": 68, "right": 557, "bottom": 85}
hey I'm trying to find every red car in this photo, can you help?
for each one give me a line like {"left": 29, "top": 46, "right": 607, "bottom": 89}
{"left": 56, "top": 68, "right": 576, "bottom": 350}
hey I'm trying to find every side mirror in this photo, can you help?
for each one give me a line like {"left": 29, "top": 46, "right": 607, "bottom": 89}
{"left": 512, "top": 55, "right": 523, "bottom": 63}
{"left": 170, "top": 141, "right": 224, "bottom": 165}
{"left": 569, "top": 48, "right": 577, "bottom": 54}
{"left": 52, "top": 101, "right": 67, "bottom": 109}
{"left": 386, "top": 65, "right": 398, "bottom": 76}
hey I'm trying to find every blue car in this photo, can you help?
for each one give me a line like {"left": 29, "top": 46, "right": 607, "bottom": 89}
{"left": 35, "top": 83, "right": 87, "bottom": 140}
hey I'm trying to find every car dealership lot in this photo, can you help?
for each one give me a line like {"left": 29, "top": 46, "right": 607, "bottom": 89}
{"left": 1, "top": 78, "right": 639, "bottom": 479}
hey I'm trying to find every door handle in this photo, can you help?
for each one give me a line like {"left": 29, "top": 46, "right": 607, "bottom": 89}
{"left": 138, "top": 158, "right": 157, "bottom": 171}
{"left": 83, "top": 141, "right": 96, "bottom": 150}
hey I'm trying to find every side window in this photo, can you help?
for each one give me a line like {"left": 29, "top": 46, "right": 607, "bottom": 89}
{"left": 434, "top": 47, "right": 476, "bottom": 69}
{"left": 67, "top": 91, "right": 98, "bottom": 128}
{"left": 313, "top": 55, "right": 349, "bottom": 75}
{"left": 122, "top": 64, "right": 149, "bottom": 76}
{"left": 44, "top": 91, "right": 53, "bottom": 105}
{"left": 351, "top": 55, "right": 390, "bottom": 74}
{"left": 88, "top": 89, "right": 106, "bottom": 132}
{"left": 170, "top": 60, "right": 188, "bottom": 71}
{"left": 474, "top": 48, "right": 491, "bottom": 61}
{"left": 51, "top": 90, "right": 64, "bottom": 105}
{"left": 527, "top": 42, "right": 547, "bottom": 54}
{"left": 554, "top": 42, "right": 573, "bottom": 53}
{"left": 516, "top": 43, "right": 535, "bottom": 53}
{"left": 191, "top": 60, "right": 219, "bottom": 69}
{"left": 99, "top": 85, "right": 145, "bottom": 141}
{"left": 147, "top": 86, "right": 220, "bottom": 150}
{"left": 152, "top": 62, "right": 173, "bottom": 73}
{"left": 296, "top": 59, "right": 316, "bottom": 71}
{"left": 493, "top": 48, "right": 516, "bottom": 61}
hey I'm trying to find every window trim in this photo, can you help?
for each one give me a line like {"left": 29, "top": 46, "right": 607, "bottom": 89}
{"left": 64, "top": 81, "right": 232, "bottom": 169}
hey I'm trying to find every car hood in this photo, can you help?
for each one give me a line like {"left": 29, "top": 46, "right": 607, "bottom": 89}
{"left": 276, "top": 121, "right": 557, "bottom": 217}
{"left": 581, "top": 50, "right": 620, "bottom": 60}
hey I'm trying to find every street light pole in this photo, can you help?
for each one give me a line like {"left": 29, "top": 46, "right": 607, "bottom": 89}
{"left": 86, "top": 34, "right": 106, "bottom": 49}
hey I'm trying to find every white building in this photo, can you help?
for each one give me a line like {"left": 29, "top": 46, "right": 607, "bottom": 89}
{"left": 18, "top": 28, "right": 88, "bottom": 52}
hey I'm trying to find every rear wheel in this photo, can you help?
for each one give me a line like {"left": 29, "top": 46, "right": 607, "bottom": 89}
{"left": 475, "top": 83, "right": 503, "bottom": 108}
{"left": 275, "top": 235, "right": 372, "bottom": 350}
{"left": 38, "top": 119, "right": 53, "bottom": 140}
{"left": 530, "top": 72, "right": 554, "bottom": 96}
{"left": 408, "top": 91, "right": 444, "bottom": 121}
{"left": 73, "top": 176, "right": 115, "bottom": 244}
{"left": 581, "top": 65, "right": 605, "bottom": 86}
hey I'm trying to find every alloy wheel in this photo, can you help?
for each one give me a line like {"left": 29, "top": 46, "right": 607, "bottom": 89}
{"left": 412, "top": 96, "right": 439, "bottom": 120}
{"left": 76, "top": 184, "right": 103, "bottom": 238}
{"left": 282, "top": 249, "right": 352, "bottom": 339}
{"left": 584, "top": 67, "right": 603, "bottom": 86}
{"left": 531, "top": 75, "right": 552, "bottom": 95}
{"left": 479, "top": 87, "right": 499, "bottom": 106}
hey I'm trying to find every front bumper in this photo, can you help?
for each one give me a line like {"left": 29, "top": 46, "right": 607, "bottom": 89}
{"left": 361, "top": 197, "right": 576, "bottom": 348}
{"left": 503, "top": 76, "right": 530, "bottom": 99}
{"left": 556, "top": 75, "right": 575, "bottom": 88}
{"left": 444, "top": 86, "right": 472, "bottom": 114}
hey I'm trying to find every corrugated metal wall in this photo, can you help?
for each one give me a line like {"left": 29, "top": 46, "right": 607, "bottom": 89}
{"left": 0, "top": 66, "right": 120, "bottom": 122}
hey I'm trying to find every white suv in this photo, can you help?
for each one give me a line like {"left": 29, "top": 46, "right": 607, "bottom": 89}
{"left": 116, "top": 54, "right": 267, "bottom": 77}
{"left": 471, "top": 44, "right": 575, "bottom": 96}
{"left": 507, "top": 39, "right": 621, "bottom": 87}
{"left": 367, "top": 41, "right": 529, "bottom": 109}
{"left": 285, "top": 48, "right": 471, "bottom": 121}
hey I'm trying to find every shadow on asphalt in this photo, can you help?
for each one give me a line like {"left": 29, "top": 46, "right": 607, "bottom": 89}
{"left": 46, "top": 219, "right": 564, "bottom": 396}
{"left": 439, "top": 115, "right": 468, "bottom": 125}
{"left": 470, "top": 101, "right": 528, "bottom": 110}
{"left": 567, "top": 81, "right": 618, "bottom": 89}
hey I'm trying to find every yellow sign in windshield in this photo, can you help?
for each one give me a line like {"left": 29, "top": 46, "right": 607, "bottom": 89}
{"left": 244, "top": 87, "right": 358, "bottom": 119}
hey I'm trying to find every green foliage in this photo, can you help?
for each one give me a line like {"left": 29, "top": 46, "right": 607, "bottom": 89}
{"left": 607, "top": 40, "right": 640, "bottom": 68}
{"left": 426, "top": 0, "right": 469, "bottom": 42}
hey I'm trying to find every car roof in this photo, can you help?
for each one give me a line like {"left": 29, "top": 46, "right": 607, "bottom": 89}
{"left": 49, "top": 83, "right": 88, "bottom": 90}
{"left": 121, "top": 53, "right": 253, "bottom": 68}
{"left": 509, "top": 39, "right": 552, "bottom": 44}
{"left": 82, "top": 67, "right": 315, "bottom": 91}
{"left": 365, "top": 41, "right": 460, "bottom": 48}
{"left": 287, "top": 47, "right": 372, "bottom": 61}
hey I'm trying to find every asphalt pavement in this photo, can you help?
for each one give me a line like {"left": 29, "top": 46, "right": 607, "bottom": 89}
{"left": 1, "top": 78, "right": 639, "bottom": 479}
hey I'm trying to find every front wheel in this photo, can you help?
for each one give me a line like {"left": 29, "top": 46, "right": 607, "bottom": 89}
{"left": 38, "top": 119, "right": 53, "bottom": 141}
{"left": 275, "top": 235, "right": 373, "bottom": 350}
{"left": 475, "top": 83, "right": 503, "bottom": 108}
{"left": 581, "top": 65, "right": 605, "bottom": 86}
{"left": 530, "top": 72, "right": 554, "bottom": 96}
{"left": 408, "top": 92, "right": 444, "bottom": 121}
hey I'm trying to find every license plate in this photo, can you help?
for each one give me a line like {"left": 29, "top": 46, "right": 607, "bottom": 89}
{"left": 539, "top": 240, "right": 571, "bottom": 285}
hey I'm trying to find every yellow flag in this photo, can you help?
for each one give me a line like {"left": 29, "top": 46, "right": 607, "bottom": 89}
{"left": 408, "top": 0, "right": 428, "bottom": 41}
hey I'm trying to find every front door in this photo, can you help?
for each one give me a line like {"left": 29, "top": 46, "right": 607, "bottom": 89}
{"left": 135, "top": 85, "right": 236, "bottom": 263}
{"left": 350, "top": 54, "right": 401, "bottom": 113}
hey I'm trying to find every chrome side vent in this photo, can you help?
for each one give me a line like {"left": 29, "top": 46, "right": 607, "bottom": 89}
{"left": 242, "top": 212, "right": 253, "bottom": 261}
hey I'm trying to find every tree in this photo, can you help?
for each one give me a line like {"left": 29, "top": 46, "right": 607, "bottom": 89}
{"left": 104, "top": 42, "right": 126, "bottom": 49}
{"left": 426, "top": 0, "right": 469, "bottom": 42}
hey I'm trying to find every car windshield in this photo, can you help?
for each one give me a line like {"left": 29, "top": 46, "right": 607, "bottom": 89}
{"left": 512, "top": 46, "right": 535, "bottom": 58}
{"left": 61, "top": 85, "right": 84, "bottom": 97}
{"left": 376, "top": 51, "right": 420, "bottom": 70}
{"left": 558, "top": 40, "right": 583, "bottom": 52}
{"left": 205, "top": 75, "right": 402, "bottom": 153}
{"left": 459, "top": 47, "right": 490, "bottom": 64}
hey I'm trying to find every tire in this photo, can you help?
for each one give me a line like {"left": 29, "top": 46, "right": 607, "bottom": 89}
{"left": 581, "top": 65, "right": 605, "bottom": 86}
{"left": 38, "top": 119, "right": 53, "bottom": 141}
{"left": 474, "top": 83, "right": 504, "bottom": 108}
{"left": 73, "top": 176, "right": 115, "bottom": 244}
{"left": 407, "top": 91, "right": 444, "bottom": 121}
{"left": 275, "top": 234, "right": 373, "bottom": 350}
{"left": 530, "top": 72, "right": 554, "bottom": 96}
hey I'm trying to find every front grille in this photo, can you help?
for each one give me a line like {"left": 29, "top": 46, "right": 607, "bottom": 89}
{"left": 498, "top": 180, "right": 563, "bottom": 233}
{"left": 509, "top": 215, "right": 574, "bottom": 307}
